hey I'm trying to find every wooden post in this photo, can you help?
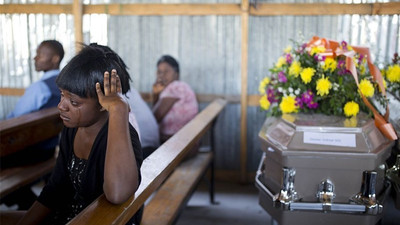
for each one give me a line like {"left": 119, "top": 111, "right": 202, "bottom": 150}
{"left": 73, "top": 0, "right": 83, "bottom": 53}
{"left": 240, "top": 0, "right": 249, "bottom": 183}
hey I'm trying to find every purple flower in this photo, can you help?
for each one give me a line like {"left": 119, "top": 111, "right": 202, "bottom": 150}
{"left": 301, "top": 90, "right": 319, "bottom": 109}
{"left": 295, "top": 97, "right": 304, "bottom": 108}
{"left": 393, "top": 53, "right": 399, "bottom": 64}
{"left": 278, "top": 71, "right": 287, "bottom": 83}
{"left": 337, "top": 60, "right": 349, "bottom": 75}
{"left": 267, "top": 88, "right": 279, "bottom": 103}
{"left": 358, "top": 54, "right": 365, "bottom": 64}
{"left": 314, "top": 54, "right": 326, "bottom": 62}
{"left": 341, "top": 41, "right": 348, "bottom": 51}
{"left": 301, "top": 90, "right": 314, "bottom": 104}
{"left": 286, "top": 54, "right": 293, "bottom": 64}
{"left": 307, "top": 101, "right": 319, "bottom": 109}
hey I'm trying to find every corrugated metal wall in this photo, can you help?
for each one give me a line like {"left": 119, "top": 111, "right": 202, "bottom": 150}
{"left": 0, "top": 1, "right": 76, "bottom": 117}
{"left": 106, "top": 14, "right": 243, "bottom": 170}
{"left": 1, "top": 0, "right": 399, "bottom": 174}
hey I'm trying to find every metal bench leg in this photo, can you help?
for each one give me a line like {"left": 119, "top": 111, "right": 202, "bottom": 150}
{"left": 209, "top": 119, "right": 218, "bottom": 205}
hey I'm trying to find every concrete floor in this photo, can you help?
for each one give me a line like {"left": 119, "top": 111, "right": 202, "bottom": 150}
{"left": 176, "top": 180, "right": 271, "bottom": 225}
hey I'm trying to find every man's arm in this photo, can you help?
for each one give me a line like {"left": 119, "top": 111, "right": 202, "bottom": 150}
{"left": 7, "top": 82, "right": 51, "bottom": 119}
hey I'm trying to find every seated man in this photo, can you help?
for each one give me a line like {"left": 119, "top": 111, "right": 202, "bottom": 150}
{"left": 7, "top": 40, "right": 64, "bottom": 119}
{"left": 3, "top": 40, "right": 64, "bottom": 167}
{"left": 1, "top": 40, "right": 64, "bottom": 210}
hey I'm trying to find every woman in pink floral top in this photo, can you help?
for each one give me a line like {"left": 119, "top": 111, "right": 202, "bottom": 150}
{"left": 152, "top": 55, "right": 198, "bottom": 143}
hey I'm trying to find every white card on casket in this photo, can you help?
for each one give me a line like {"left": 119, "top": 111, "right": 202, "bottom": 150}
{"left": 303, "top": 132, "right": 356, "bottom": 147}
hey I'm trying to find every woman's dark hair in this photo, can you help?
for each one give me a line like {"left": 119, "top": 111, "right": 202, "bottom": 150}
{"left": 157, "top": 55, "right": 180, "bottom": 75}
{"left": 41, "top": 40, "right": 64, "bottom": 64}
{"left": 56, "top": 43, "right": 131, "bottom": 98}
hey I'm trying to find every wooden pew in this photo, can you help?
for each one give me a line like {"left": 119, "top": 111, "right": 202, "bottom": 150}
{"left": 141, "top": 151, "right": 213, "bottom": 225}
{"left": 68, "top": 98, "right": 227, "bottom": 225}
{"left": 0, "top": 107, "right": 63, "bottom": 197}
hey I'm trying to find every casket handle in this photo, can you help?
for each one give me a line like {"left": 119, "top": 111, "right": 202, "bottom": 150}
{"left": 255, "top": 172, "right": 276, "bottom": 201}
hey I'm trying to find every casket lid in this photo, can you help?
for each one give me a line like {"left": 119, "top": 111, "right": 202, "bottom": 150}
{"left": 259, "top": 113, "right": 393, "bottom": 154}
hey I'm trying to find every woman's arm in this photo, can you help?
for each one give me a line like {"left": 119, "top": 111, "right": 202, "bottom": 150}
{"left": 16, "top": 201, "right": 51, "bottom": 225}
{"left": 96, "top": 70, "right": 139, "bottom": 204}
{"left": 152, "top": 97, "right": 179, "bottom": 123}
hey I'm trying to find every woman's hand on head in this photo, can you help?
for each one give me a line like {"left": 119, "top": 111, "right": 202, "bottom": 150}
{"left": 96, "top": 69, "right": 128, "bottom": 112}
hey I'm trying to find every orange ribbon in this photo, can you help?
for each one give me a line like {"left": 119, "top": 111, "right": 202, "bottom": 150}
{"left": 307, "top": 36, "right": 398, "bottom": 141}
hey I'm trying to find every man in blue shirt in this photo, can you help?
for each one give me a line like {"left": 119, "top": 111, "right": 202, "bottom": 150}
{"left": 7, "top": 40, "right": 64, "bottom": 119}
{"left": 1, "top": 40, "right": 64, "bottom": 210}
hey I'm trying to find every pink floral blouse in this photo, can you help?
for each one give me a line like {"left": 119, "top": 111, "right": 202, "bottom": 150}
{"left": 158, "top": 80, "right": 198, "bottom": 137}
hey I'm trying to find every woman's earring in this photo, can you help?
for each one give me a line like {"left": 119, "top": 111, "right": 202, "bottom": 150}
{"left": 100, "top": 107, "right": 106, "bottom": 112}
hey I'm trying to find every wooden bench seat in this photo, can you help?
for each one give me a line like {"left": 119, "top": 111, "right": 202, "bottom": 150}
{"left": 142, "top": 152, "right": 213, "bottom": 225}
{"left": 0, "top": 107, "right": 62, "bottom": 197}
{"left": 0, "top": 157, "right": 56, "bottom": 197}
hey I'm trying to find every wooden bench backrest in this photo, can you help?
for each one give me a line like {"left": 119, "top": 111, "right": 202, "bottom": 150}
{"left": 68, "top": 98, "right": 227, "bottom": 225}
{"left": 0, "top": 107, "right": 63, "bottom": 157}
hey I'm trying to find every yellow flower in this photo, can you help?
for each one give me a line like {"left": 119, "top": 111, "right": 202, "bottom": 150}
{"left": 279, "top": 96, "right": 298, "bottom": 113}
{"left": 310, "top": 46, "right": 326, "bottom": 55}
{"left": 343, "top": 116, "right": 358, "bottom": 127}
{"left": 258, "top": 77, "right": 270, "bottom": 94}
{"left": 300, "top": 68, "right": 315, "bottom": 84}
{"left": 360, "top": 65, "right": 366, "bottom": 74}
{"left": 316, "top": 76, "right": 332, "bottom": 96}
{"left": 343, "top": 101, "right": 359, "bottom": 117}
{"left": 386, "top": 65, "right": 400, "bottom": 82}
{"left": 259, "top": 95, "right": 270, "bottom": 110}
{"left": 275, "top": 57, "right": 286, "bottom": 68}
{"left": 289, "top": 61, "right": 302, "bottom": 77}
{"left": 347, "top": 45, "right": 353, "bottom": 51}
{"left": 322, "top": 58, "right": 337, "bottom": 72}
{"left": 284, "top": 46, "right": 292, "bottom": 53}
{"left": 359, "top": 79, "right": 375, "bottom": 98}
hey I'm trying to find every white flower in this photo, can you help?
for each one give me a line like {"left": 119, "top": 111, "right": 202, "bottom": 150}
{"left": 288, "top": 87, "right": 294, "bottom": 93}
{"left": 333, "top": 83, "right": 339, "bottom": 91}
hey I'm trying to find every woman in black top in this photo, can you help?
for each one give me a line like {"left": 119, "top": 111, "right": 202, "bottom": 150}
{"left": 4, "top": 44, "right": 143, "bottom": 225}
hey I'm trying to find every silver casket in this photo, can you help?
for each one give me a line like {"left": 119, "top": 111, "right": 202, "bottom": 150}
{"left": 256, "top": 113, "right": 395, "bottom": 225}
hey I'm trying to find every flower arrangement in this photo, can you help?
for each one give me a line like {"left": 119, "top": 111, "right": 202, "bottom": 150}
{"left": 381, "top": 53, "right": 400, "bottom": 100}
{"left": 259, "top": 38, "right": 388, "bottom": 118}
